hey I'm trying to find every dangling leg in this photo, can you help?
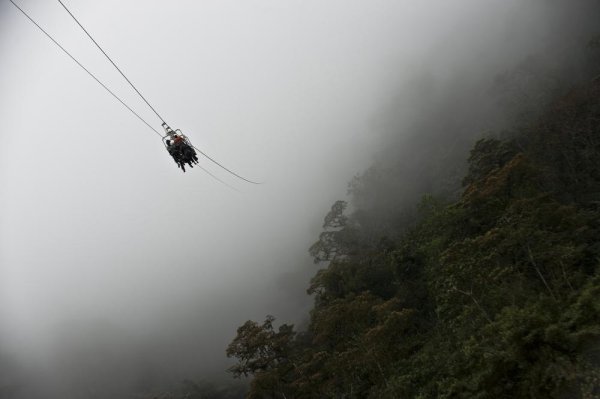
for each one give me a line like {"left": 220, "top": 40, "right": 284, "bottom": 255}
{"left": 181, "top": 146, "right": 195, "bottom": 169}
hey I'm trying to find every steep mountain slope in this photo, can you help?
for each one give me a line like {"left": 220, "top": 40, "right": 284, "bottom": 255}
{"left": 227, "top": 78, "right": 600, "bottom": 399}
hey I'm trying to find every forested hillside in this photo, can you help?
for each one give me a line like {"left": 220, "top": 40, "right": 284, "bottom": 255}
{"left": 225, "top": 76, "right": 600, "bottom": 398}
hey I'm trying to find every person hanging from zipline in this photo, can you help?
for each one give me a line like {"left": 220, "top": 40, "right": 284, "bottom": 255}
{"left": 11, "top": 0, "right": 261, "bottom": 183}
{"left": 163, "top": 123, "right": 199, "bottom": 172}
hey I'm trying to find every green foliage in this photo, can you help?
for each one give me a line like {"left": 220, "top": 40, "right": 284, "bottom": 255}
{"left": 462, "top": 138, "right": 518, "bottom": 187}
{"left": 226, "top": 316, "right": 296, "bottom": 379}
{"left": 227, "top": 77, "right": 600, "bottom": 398}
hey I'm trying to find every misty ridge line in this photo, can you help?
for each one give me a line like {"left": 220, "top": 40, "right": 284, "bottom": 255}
{"left": 223, "top": 3, "right": 600, "bottom": 399}
{"left": 224, "top": 42, "right": 600, "bottom": 399}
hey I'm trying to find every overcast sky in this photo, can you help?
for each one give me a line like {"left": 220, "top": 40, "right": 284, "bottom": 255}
{"left": 1, "top": 0, "right": 595, "bottom": 397}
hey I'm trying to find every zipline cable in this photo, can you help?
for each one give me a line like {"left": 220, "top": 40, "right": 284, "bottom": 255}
{"left": 8, "top": 0, "right": 240, "bottom": 189}
{"left": 57, "top": 0, "right": 166, "bottom": 124}
{"left": 192, "top": 145, "right": 261, "bottom": 185}
{"left": 11, "top": 0, "right": 262, "bottom": 185}
{"left": 196, "top": 164, "right": 241, "bottom": 193}
{"left": 7, "top": 0, "right": 163, "bottom": 138}
{"left": 56, "top": 0, "right": 262, "bottom": 185}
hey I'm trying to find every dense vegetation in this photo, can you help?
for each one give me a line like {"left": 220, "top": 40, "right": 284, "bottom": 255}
{"left": 225, "top": 76, "right": 600, "bottom": 398}
{"left": 132, "top": 30, "right": 600, "bottom": 399}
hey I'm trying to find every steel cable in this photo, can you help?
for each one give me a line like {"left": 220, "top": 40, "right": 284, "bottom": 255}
{"left": 9, "top": 0, "right": 261, "bottom": 185}
{"left": 56, "top": 0, "right": 262, "bottom": 184}
{"left": 8, "top": 0, "right": 239, "bottom": 188}
{"left": 7, "top": 0, "right": 163, "bottom": 138}
{"left": 57, "top": 0, "right": 166, "bottom": 124}
{"left": 192, "top": 145, "right": 261, "bottom": 184}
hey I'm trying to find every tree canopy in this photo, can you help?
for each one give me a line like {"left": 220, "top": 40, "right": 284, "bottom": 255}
{"left": 227, "top": 76, "right": 600, "bottom": 398}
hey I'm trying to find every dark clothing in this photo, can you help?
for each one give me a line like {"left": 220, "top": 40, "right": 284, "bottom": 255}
{"left": 167, "top": 139, "right": 198, "bottom": 172}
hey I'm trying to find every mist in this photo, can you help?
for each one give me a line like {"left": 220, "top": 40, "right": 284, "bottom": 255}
{"left": 1, "top": 1, "right": 599, "bottom": 398}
